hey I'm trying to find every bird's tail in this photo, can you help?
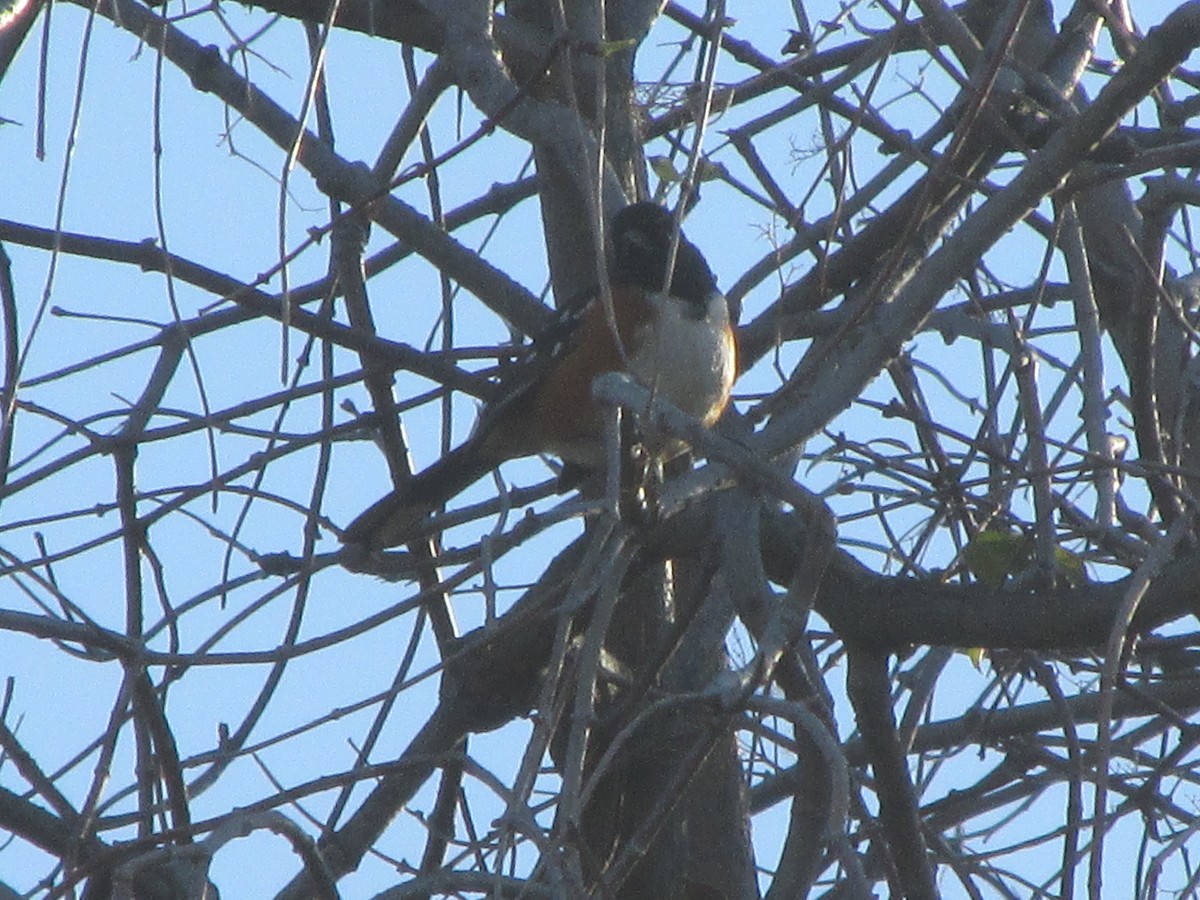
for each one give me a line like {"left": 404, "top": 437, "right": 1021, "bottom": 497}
{"left": 341, "top": 442, "right": 496, "bottom": 549}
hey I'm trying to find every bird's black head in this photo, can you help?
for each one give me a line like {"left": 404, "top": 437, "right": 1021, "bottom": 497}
{"left": 611, "top": 202, "right": 717, "bottom": 304}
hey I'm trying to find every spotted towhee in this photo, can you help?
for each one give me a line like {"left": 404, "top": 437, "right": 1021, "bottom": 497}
{"left": 342, "top": 201, "right": 737, "bottom": 549}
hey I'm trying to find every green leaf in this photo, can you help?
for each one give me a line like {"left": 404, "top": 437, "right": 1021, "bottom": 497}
{"left": 963, "top": 530, "right": 1028, "bottom": 588}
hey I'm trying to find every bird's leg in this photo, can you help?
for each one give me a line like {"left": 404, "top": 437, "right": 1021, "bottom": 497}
{"left": 620, "top": 435, "right": 663, "bottom": 529}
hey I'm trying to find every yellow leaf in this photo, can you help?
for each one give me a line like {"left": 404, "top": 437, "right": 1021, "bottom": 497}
{"left": 598, "top": 38, "right": 638, "bottom": 57}
{"left": 648, "top": 156, "right": 681, "bottom": 183}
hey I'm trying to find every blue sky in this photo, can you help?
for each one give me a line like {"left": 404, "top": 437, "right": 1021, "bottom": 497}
{"left": 0, "top": 2, "right": 1186, "bottom": 895}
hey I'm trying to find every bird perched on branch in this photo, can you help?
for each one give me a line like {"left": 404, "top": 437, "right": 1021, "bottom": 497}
{"left": 342, "top": 201, "right": 737, "bottom": 550}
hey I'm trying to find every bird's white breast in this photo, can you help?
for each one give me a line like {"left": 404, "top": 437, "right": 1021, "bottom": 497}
{"left": 627, "top": 289, "right": 735, "bottom": 426}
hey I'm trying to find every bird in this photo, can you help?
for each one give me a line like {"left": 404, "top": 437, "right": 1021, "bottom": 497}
{"left": 341, "top": 201, "right": 737, "bottom": 550}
